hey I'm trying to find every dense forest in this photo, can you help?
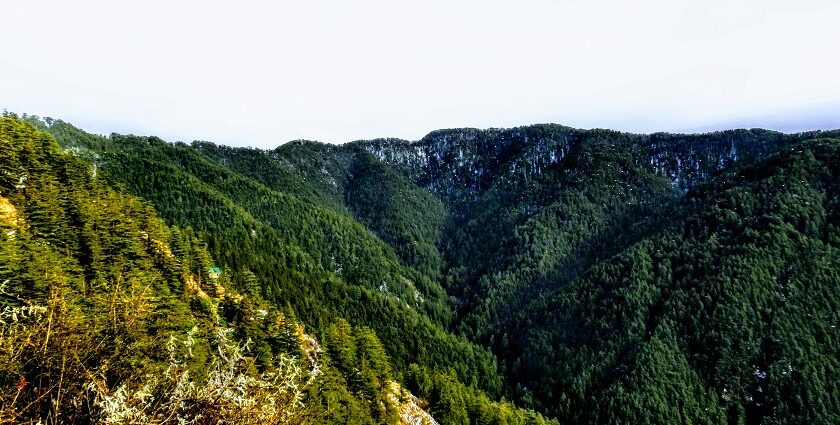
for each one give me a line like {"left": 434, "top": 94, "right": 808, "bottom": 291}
{"left": 0, "top": 115, "right": 551, "bottom": 424}
{"left": 2, "top": 112, "right": 838, "bottom": 424}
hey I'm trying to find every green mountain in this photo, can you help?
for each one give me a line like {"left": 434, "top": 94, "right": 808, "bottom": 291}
{"left": 3, "top": 112, "right": 838, "bottom": 424}
{"left": 0, "top": 115, "right": 552, "bottom": 424}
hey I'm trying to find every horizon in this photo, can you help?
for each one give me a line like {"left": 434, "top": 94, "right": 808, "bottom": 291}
{"left": 13, "top": 110, "right": 840, "bottom": 149}
{"left": 2, "top": 1, "right": 839, "bottom": 147}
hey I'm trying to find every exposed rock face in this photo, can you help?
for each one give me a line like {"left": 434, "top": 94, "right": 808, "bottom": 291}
{"left": 357, "top": 125, "right": 833, "bottom": 204}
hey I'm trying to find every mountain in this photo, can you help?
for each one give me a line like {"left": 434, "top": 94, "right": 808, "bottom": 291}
{"left": 4, "top": 112, "right": 839, "bottom": 424}
{"left": 0, "top": 115, "right": 552, "bottom": 424}
{"left": 359, "top": 127, "right": 840, "bottom": 424}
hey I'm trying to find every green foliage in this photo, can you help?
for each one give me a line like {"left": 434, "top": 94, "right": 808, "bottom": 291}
{"left": 0, "top": 115, "right": 215, "bottom": 422}
{"left": 34, "top": 119, "right": 503, "bottom": 396}
{"left": 19, "top": 116, "right": 549, "bottom": 423}
{"left": 344, "top": 147, "right": 448, "bottom": 282}
{"left": 16, "top": 113, "right": 840, "bottom": 424}
{"left": 0, "top": 116, "right": 513, "bottom": 424}
{"left": 406, "top": 365, "right": 557, "bottom": 425}
{"left": 508, "top": 141, "right": 840, "bottom": 423}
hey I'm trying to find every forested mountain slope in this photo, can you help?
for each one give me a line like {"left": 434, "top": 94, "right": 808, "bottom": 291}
{"left": 358, "top": 127, "right": 840, "bottom": 424}
{"left": 0, "top": 115, "right": 419, "bottom": 423}
{"left": 509, "top": 140, "right": 840, "bottom": 423}
{"left": 13, "top": 113, "right": 840, "bottom": 424}
{"left": 13, "top": 115, "right": 552, "bottom": 424}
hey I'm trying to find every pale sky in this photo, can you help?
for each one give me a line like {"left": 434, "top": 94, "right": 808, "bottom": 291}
{"left": 2, "top": 0, "right": 839, "bottom": 147}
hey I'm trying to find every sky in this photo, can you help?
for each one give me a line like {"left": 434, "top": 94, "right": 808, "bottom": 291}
{"left": 1, "top": 0, "right": 839, "bottom": 147}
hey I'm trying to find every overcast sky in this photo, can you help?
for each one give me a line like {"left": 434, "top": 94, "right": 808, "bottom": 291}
{"left": 2, "top": 0, "right": 839, "bottom": 147}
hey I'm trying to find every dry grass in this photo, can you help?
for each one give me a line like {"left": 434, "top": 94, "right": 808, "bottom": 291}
{"left": 0, "top": 195, "right": 20, "bottom": 230}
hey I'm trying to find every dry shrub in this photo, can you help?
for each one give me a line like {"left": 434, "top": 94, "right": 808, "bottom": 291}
{"left": 86, "top": 327, "right": 321, "bottom": 424}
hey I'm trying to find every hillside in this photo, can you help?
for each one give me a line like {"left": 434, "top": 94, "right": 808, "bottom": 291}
{"left": 0, "top": 115, "right": 553, "bottom": 424}
{"left": 7, "top": 113, "right": 839, "bottom": 424}
{"left": 361, "top": 128, "right": 840, "bottom": 424}
{"left": 509, "top": 140, "right": 840, "bottom": 422}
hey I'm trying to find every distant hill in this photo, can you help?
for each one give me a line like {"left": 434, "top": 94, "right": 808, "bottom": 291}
{"left": 7, "top": 112, "right": 839, "bottom": 424}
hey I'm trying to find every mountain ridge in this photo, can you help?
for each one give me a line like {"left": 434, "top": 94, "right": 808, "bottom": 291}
{"left": 7, "top": 112, "right": 839, "bottom": 424}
